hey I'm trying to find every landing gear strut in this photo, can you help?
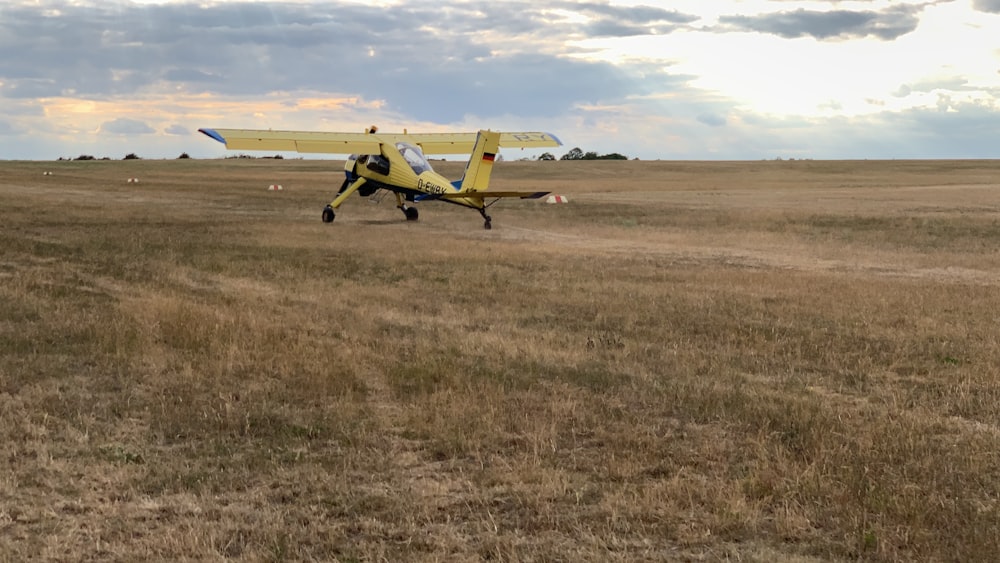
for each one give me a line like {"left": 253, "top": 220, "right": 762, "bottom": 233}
{"left": 479, "top": 208, "right": 492, "bottom": 230}
{"left": 323, "top": 178, "right": 367, "bottom": 224}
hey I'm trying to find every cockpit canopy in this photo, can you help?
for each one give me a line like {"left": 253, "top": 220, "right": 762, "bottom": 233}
{"left": 396, "top": 142, "right": 433, "bottom": 175}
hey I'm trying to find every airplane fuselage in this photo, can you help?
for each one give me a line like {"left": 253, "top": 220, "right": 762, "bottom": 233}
{"left": 344, "top": 146, "right": 484, "bottom": 210}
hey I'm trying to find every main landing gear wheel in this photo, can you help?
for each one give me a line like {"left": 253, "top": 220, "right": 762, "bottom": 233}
{"left": 478, "top": 208, "right": 492, "bottom": 230}
{"left": 403, "top": 206, "right": 419, "bottom": 221}
{"left": 321, "top": 205, "right": 335, "bottom": 223}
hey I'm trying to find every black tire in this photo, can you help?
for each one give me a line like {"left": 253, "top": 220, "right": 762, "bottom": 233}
{"left": 321, "top": 206, "right": 335, "bottom": 223}
{"left": 404, "top": 207, "right": 419, "bottom": 221}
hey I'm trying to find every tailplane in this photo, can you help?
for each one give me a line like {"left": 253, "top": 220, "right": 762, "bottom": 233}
{"left": 455, "top": 130, "right": 500, "bottom": 193}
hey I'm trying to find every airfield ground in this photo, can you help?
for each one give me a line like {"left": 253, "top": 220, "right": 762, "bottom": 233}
{"left": 2, "top": 158, "right": 1000, "bottom": 561}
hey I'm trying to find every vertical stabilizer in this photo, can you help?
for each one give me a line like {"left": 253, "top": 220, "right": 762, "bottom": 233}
{"left": 457, "top": 130, "right": 500, "bottom": 193}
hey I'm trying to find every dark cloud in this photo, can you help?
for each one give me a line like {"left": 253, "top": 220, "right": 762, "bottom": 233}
{"left": 883, "top": 100, "right": 1000, "bottom": 158}
{"left": 718, "top": 5, "right": 924, "bottom": 40}
{"left": 0, "top": 1, "right": 690, "bottom": 121}
{"left": 562, "top": 2, "right": 699, "bottom": 36}
{"left": 697, "top": 113, "right": 727, "bottom": 127}
{"left": 363, "top": 53, "right": 636, "bottom": 121}
{"left": 163, "top": 69, "right": 223, "bottom": 83}
{"left": 565, "top": 2, "right": 698, "bottom": 24}
{"left": 1, "top": 79, "right": 62, "bottom": 99}
{"left": 973, "top": 0, "right": 1000, "bottom": 13}
{"left": 585, "top": 20, "right": 655, "bottom": 38}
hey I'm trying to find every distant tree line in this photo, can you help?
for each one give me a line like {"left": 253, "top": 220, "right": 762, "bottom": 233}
{"left": 59, "top": 153, "right": 149, "bottom": 161}
{"left": 54, "top": 152, "right": 276, "bottom": 161}
{"left": 536, "top": 147, "right": 630, "bottom": 161}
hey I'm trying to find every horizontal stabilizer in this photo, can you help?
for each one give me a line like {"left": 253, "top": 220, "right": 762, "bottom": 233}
{"left": 428, "top": 191, "right": 550, "bottom": 200}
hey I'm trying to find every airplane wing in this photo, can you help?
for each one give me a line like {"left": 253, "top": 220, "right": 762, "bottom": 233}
{"left": 199, "top": 128, "right": 561, "bottom": 155}
{"left": 199, "top": 128, "right": 382, "bottom": 154}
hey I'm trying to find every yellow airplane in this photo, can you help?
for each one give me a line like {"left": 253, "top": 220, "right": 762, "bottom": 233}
{"left": 198, "top": 127, "right": 562, "bottom": 229}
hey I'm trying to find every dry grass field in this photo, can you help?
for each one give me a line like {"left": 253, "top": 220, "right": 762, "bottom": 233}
{"left": 2, "top": 157, "right": 1000, "bottom": 561}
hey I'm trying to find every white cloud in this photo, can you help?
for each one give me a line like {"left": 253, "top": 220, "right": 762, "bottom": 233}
{"left": 165, "top": 124, "right": 190, "bottom": 135}
{"left": 100, "top": 118, "right": 156, "bottom": 135}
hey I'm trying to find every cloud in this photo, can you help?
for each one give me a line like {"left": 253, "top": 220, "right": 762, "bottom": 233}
{"left": 0, "top": 0, "right": 997, "bottom": 161}
{"left": 973, "top": 0, "right": 1000, "bottom": 13}
{"left": 899, "top": 76, "right": 974, "bottom": 94}
{"left": 697, "top": 113, "right": 727, "bottom": 127}
{"left": 568, "top": 2, "right": 698, "bottom": 25}
{"left": 100, "top": 118, "right": 155, "bottom": 135}
{"left": 163, "top": 69, "right": 223, "bottom": 84}
{"left": 1, "top": 79, "right": 62, "bottom": 99}
{"left": 718, "top": 6, "right": 925, "bottom": 40}
{"left": 568, "top": 2, "right": 699, "bottom": 37}
{"left": 883, "top": 99, "right": 1000, "bottom": 158}
{"left": 0, "top": 1, "right": 674, "bottom": 123}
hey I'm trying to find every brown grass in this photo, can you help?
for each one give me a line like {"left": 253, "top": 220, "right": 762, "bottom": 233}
{"left": 2, "top": 157, "right": 1000, "bottom": 561}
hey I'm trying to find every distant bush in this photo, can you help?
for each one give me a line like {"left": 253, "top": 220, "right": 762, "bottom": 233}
{"left": 178, "top": 153, "right": 191, "bottom": 159}
{"left": 560, "top": 147, "right": 629, "bottom": 161}
{"left": 124, "top": 153, "right": 141, "bottom": 160}
{"left": 221, "top": 154, "right": 285, "bottom": 160}
{"left": 561, "top": 148, "right": 583, "bottom": 161}
{"left": 74, "top": 155, "right": 95, "bottom": 161}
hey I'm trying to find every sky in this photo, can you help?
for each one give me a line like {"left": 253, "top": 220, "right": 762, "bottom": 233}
{"left": 1, "top": 0, "right": 999, "bottom": 161}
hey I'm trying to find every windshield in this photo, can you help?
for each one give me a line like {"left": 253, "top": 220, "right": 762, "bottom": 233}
{"left": 396, "top": 142, "right": 433, "bottom": 174}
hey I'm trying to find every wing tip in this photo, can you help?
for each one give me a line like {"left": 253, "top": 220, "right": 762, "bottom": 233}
{"left": 198, "top": 128, "right": 227, "bottom": 145}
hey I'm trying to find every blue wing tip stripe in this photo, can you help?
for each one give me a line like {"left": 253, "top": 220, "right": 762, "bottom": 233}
{"left": 546, "top": 132, "right": 563, "bottom": 146}
{"left": 198, "top": 128, "right": 227, "bottom": 145}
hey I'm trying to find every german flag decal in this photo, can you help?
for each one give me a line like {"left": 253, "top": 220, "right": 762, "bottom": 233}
{"left": 483, "top": 152, "right": 496, "bottom": 162}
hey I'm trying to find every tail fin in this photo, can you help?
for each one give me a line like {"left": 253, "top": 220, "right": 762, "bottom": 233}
{"left": 456, "top": 130, "right": 500, "bottom": 193}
